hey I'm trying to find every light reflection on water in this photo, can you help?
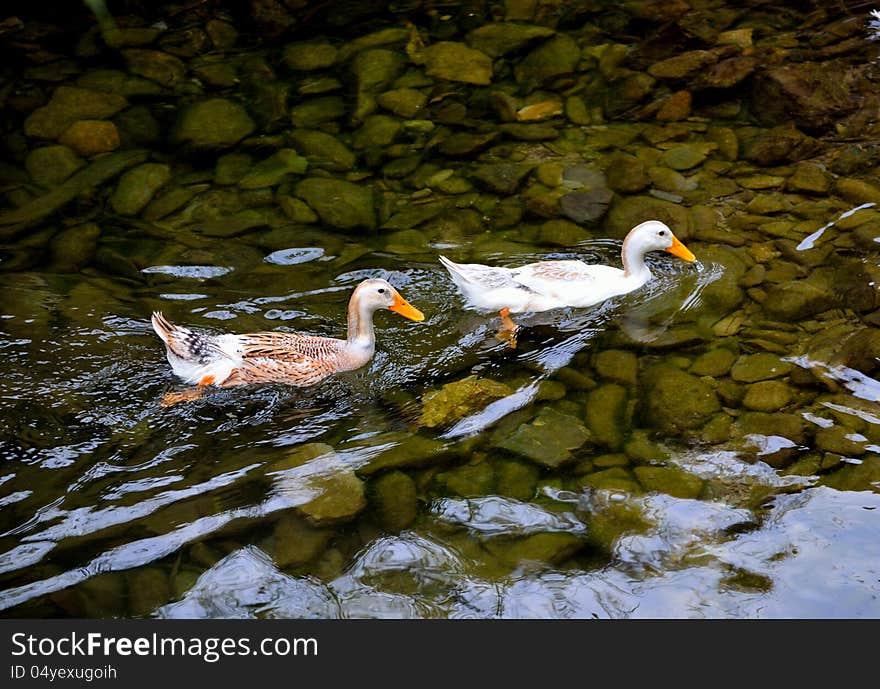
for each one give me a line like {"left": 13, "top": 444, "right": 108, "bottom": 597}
{"left": 0, "top": 220, "right": 879, "bottom": 618}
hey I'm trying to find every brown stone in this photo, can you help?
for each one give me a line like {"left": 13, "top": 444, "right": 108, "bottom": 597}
{"left": 656, "top": 90, "right": 692, "bottom": 121}
{"left": 58, "top": 120, "right": 120, "bottom": 156}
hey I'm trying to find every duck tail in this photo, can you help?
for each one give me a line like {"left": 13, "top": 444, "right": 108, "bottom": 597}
{"left": 439, "top": 255, "right": 468, "bottom": 281}
{"left": 438, "top": 255, "right": 458, "bottom": 271}
{"left": 151, "top": 311, "right": 220, "bottom": 364}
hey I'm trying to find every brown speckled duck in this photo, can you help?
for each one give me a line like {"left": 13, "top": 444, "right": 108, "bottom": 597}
{"left": 152, "top": 278, "right": 424, "bottom": 405}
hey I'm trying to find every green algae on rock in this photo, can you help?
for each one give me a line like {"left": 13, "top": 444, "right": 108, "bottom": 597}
{"left": 585, "top": 384, "right": 630, "bottom": 451}
{"left": 641, "top": 364, "right": 721, "bottom": 435}
{"left": 173, "top": 98, "right": 256, "bottom": 149}
{"left": 633, "top": 465, "right": 705, "bottom": 499}
{"left": 295, "top": 177, "right": 376, "bottom": 230}
{"left": 496, "top": 406, "right": 592, "bottom": 468}
{"left": 24, "top": 86, "right": 128, "bottom": 139}
{"left": 238, "top": 149, "right": 308, "bottom": 189}
{"left": 420, "top": 375, "right": 513, "bottom": 429}
{"left": 370, "top": 471, "right": 419, "bottom": 531}
{"left": 466, "top": 22, "right": 555, "bottom": 58}
{"left": 730, "top": 353, "right": 794, "bottom": 383}
{"left": 423, "top": 42, "right": 493, "bottom": 85}
{"left": 288, "top": 131, "right": 355, "bottom": 171}
{"left": 25, "top": 145, "right": 85, "bottom": 187}
{"left": 110, "top": 163, "right": 171, "bottom": 216}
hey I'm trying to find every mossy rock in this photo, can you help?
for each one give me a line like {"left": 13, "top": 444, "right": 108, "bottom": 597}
{"left": 272, "top": 447, "right": 367, "bottom": 526}
{"left": 127, "top": 568, "right": 172, "bottom": 617}
{"left": 466, "top": 22, "right": 555, "bottom": 58}
{"left": 535, "top": 219, "right": 592, "bottom": 246}
{"left": 698, "top": 413, "right": 734, "bottom": 444}
{"left": 24, "top": 86, "right": 128, "bottom": 139}
{"left": 819, "top": 455, "right": 880, "bottom": 492}
{"left": 814, "top": 426, "right": 868, "bottom": 457}
{"left": 290, "top": 96, "right": 346, "bottom": 128}
{"left": 690, "top": 347, "right": 737, "bottom": 377}
{"left": 683, "top": 244, "right": 747, "bottom": 315}
{"left": 420, "top": 375, "right": 513, "bottom": 428}
{"left": 110, "top": 162, "right": 170, "bottom": 215}
{"left": 496, "top": 406, "right": 592, "bottom": 468}
{"left": 737, "top": 412, "right": 808, "bottom": 445}
{"left": 585, "top": 501, "right": 650, "bottom": 552}
{"left": 337, "top": 28, "right": 408, "bottom": 62}
{"left": 123, "top": 48, "right": 186, "bottom": 88}
{"left": 239, "top": 149, "right": 308, "bottom": 189}
{"left": 604, "top": 72, "right": 656, "bottom": 117}
{"left": 370, "top": 471, "right": 419, "bottom": 531}
{"left": 437, "top": 461, "right": 495, "bottom": 497}
{"left": 58, "top": 120, "right": 120, "bottom": 156}
{"left": 494, "top": 459, "right": 539, "bottom": 501}
{"left": 594, "top": 349, "right": 638, "bottom": 386}
{"left": 633, "top": 465, "right": 704, "bottom": 499}
{"left": 470, "top": 162, "right": 534, "bottom": 195}
{"left": 383, "top": 228, "right": 432, "bottom": 252}
{"left": 576, "top": 467, "right": 641, "bottom": 493}
{"left": 25, "top": 145, "right": 85, "bottom": 186}
{"left": 488, "top": 532, "right": 583, "bottom": 566}
{"left": 355, "top": 432, "right": 451, "bottom": 475}
{"left": 283, "top": 42, "right": 338, "bottom": 71}
{"left": 660, "top": 143, "right": 714, "bottom": 171}
{"left": 585, "top": 384, "right": 629, "bottom": 451}
{"left": 762, "top": 273, "right": 837, "bottom": 321}
{"left": 605, "top": 152, "right": 648, "bottom": 193}
{"left": 605, "top": 195, "right": 690, "bottom": 239}
{"left": 376, "top": 88, "right": 427, "bottom": 118}
{"left": 742, "top": 380, "right": 793, "bottom": 412}
{"left": 267, "top": 515, "right": 332, "bottom": 567}
{"left": 295, "top": 177, "right": 376, "bottom": 230}
{"left": 352, "top": 48, "right": 406, "bottom": 93}
{"left": 423, "top": 42, "right": 492, "bottom": 85}
{"left": 352, "top": 114, "right": 401, "bottom": 149}
{"left": 214, "top": 152, "right": 252, "bottom": 185}
{"left": 835, "top": 178, "right": 880, "bottom": 206}
{"left": 289, "top": 130, "right": 355, "bottom": 171}
{"left": 514, "top": 35, "right": 580, "bottom": 92}
{"left": 623, "top": 430, "right": 671, "bottom": 464}
{"left": 640, "top": 364, "right": 720, "bottom": 435}
{"left": 730, "top": 353, "right": 793, "bottom": 383}
{"left": 173, "top": 98, "right": 255, "bottom": 149}
{"left": 49, "top": 222, "right": 101, "bottom": 272}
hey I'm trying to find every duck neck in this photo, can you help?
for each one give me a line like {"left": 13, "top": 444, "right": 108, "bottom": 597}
{"left": 621, "top": 235, "right": 652, "bottom": 284}
{"left": 346, "top": 296, "right": 377, "bottom": 352}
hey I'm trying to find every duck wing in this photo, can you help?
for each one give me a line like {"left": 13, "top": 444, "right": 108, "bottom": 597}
{"left": 224, "top": 332, "right": 349, "bottom": 386}
{"left": 237, "top": 331, "right": 347, "bottom": 362}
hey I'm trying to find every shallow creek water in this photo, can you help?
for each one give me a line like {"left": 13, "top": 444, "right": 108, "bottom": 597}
{"left": 1, "top": 1, "right": 879, "bottom": 618}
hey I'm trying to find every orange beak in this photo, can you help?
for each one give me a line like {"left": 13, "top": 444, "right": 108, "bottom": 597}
{"left": 665, "top": 234, "right": 696, "bottom": 262}
{"left": 388, "top": 291, "right": 425, "bottom": 322}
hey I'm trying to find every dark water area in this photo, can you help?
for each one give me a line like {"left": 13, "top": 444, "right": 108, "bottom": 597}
{"left": 1, "top": 0, "right": 879, "bottom": 618}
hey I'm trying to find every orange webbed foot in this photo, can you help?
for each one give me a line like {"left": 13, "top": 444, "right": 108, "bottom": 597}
{"left": 160, "top": 388, "right": 205, "bottom": 407}
{"left": 495, "top": 307, "right": 520, "bottom": 349}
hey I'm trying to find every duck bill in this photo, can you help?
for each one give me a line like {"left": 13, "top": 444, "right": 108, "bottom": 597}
{"left": 389, "top": 292, "right": 425, "bottom": 322}
{"left": 665, "top": 235, "right": 696, "bottom": 262}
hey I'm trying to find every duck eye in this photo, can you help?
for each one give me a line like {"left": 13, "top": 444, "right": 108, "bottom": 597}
{"left": 659, "top": 230, "right": 667, "bottom": 236}
{"left": 377, "top": 288, "right": 386, "bottom": 294}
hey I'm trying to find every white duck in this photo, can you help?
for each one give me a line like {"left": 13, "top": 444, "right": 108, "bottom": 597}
{"left": 439, "top": 220, "right": 696, "bottom": 341}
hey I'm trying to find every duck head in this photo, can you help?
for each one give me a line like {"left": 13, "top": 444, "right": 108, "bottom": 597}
{"left": 627, "top": 220, "right": 696, "bottom": 262}
{"left": 353, "top": 278, "right": 425, "bottom": 321}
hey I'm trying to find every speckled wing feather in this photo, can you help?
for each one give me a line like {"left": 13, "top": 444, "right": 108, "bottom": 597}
{"left": 238, "top": 331, "right": 348, "bottom": 361}
{"left": 223, "top": 332, "right": 350, "bottom": 386}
